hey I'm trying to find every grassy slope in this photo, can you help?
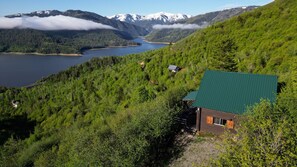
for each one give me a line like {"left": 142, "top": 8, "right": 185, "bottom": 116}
{"left": 0, "top": 0, "right": 296, "bottom": 165}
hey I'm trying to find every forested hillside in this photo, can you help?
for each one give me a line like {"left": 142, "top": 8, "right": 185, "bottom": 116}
{"left": 0, "top": 29, "right": 139, "bottom": 54}
{"left": 0, "top": 0, "right": 296, "bottom": 166}
{"left": 146, "top": 29, "right": 195, "bottom": 44}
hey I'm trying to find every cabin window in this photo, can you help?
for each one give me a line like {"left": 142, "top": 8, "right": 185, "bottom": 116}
{"left": 213, "top": 117, "right": 227, "bottom": 126}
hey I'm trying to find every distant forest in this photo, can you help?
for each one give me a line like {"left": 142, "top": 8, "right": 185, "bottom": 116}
{"left": 146, "top": 29, "right": 196, "bottom": 43}
{"left": 0, "top": 29, "right": 139, "bottom": 54}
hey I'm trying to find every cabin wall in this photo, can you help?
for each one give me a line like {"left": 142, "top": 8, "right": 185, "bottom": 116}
{"left": 199, "top": 108, "right": 237, "bottom": 135}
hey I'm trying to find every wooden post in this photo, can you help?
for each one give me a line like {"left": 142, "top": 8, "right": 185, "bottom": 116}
{"left": 196, "top": 108, "right": 200, "bottom": 131}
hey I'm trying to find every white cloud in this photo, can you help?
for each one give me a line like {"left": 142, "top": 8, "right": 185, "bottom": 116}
{"left": 152, "top": 23, "right": 208, "bottom": 30}
{"left": 0, "top": 15, "right": 116, "bottom": 31}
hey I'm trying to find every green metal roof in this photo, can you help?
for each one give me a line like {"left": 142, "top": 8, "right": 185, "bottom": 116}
{"left": 192, "top": 70, "right": 278, "bottom": 114}
{"left": 182, "top": 91, "right": 198, "bottom": 101}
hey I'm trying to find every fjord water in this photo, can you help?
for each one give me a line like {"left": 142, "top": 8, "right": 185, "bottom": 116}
{"left": 0, "top": 38, "right": 166, "bottom": 87}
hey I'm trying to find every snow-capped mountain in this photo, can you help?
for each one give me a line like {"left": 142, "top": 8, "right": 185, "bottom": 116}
{"left": 108, "top": 14, "right": 142, "bottom": 23}
{"left": 6, "top": 10, "right": 63, "bottom": 18}
{"left": 109, "top": 12, "right": 191, "bottom": 23}
{"left": 144, "top": 12, "right": 191, "bottom": 22}
{"left": 108, "top": 12, "right": 191, "bottom": 30}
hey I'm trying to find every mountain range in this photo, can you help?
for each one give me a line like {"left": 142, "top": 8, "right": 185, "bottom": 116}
{"left": 6, "top": 10, "right": 149, "bottom": 37}
{"left": 108, "top": 12, "right": 191, "bottom": 30}
{"left": 145, "top": 6, "right": 258, "bottom": 42}
{"left": 0, "top": 6, "right": 259, "bottom": 54}
{"left": 1, "top": 10, "right": 149, "bottom": 54}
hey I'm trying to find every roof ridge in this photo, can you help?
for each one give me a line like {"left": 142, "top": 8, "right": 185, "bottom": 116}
{"left": 206, "top": 70, "right": 278, "bottom": 78}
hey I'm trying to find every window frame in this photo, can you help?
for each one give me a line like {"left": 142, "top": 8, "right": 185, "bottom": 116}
{"left": 213, "top": 117, "right": 227, "bottom": 126}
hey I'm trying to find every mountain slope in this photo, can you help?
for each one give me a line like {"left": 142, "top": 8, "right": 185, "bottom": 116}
{"left": 1, "top": 0, "right": 297, "bottom": 166}
{"left": 6, "top": 10, "right": 149, "bottom": 37}
{"left": 146, "top": 6, "right": 257, "bottom": 42}
{"left": 178, "top": 6, "right": 257, "bottom": 24}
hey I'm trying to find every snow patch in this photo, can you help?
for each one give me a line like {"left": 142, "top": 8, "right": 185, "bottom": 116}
{"left": 144, "top": 12, "right": 190, "bottom": 22}
{"left": 35, "top": 10, "right": 52, "bottom": 15}
{"left": 109, "top": 12, "right": 191, "bottom": 23}
{"left": 108, "top": 14, "right": 142, "bottom": 22}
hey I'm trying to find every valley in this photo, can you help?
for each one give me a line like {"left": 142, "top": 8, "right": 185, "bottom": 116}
{"left": 0, "top": 0, "right": 296, "bottom": 166}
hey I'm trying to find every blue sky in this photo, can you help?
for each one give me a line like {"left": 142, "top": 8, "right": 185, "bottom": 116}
{"left": 0, "top": 0, "right": 273, "bottom": 17}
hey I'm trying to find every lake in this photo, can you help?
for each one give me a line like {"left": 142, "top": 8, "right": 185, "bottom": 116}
{"left": 0, "top": 38, "right": 166, "bottom": 87}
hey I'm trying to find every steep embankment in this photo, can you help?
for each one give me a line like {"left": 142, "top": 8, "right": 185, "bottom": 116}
{"left": 0, "top": 0, "right": 296, "bottom": 166}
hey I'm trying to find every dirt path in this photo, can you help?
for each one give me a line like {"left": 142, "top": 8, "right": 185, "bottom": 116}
{"left": 169, "top": 134, "right": 221, "bottom": 167}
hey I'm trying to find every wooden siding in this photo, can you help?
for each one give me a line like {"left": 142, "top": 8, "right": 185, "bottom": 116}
{"left": 198, "top": 108, "right": 237, "bottom": 135}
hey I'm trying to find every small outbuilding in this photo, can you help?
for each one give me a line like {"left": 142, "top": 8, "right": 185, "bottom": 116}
{"left": 139, "top": 61, "right": 145, "bottom": 69}
{"left": 11, "top": 100, "right": 20, "bottom": 108}
{"left": 184, "top": 70, "right": 278, "bottom": 134}
{"left": 168, "top": 65, "right": 180, "bottom": 73}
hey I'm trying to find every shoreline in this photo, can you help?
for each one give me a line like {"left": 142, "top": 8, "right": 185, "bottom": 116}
{"left": 88, "top": 44, "right": 140, "bottom": 51}
{"left": 0, "top": 44, "right": 142, "bottom": 56}
{"left": 139, "top": 36, "right": 173, "bottom": 45}
{"left": 0, "top": 52, "right": 82, "bottom": 57}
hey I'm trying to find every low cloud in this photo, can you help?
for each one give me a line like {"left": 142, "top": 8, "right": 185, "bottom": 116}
{"left": 0, "top": 15, "right": 116, "bottom": 31}
{"left": 152, "top": 23, "right": 207, "bottom": 30}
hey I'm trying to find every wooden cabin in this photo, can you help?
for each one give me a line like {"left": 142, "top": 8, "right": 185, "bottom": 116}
{"left": 183, "top": 70, "right": 278, "bottom": 135}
